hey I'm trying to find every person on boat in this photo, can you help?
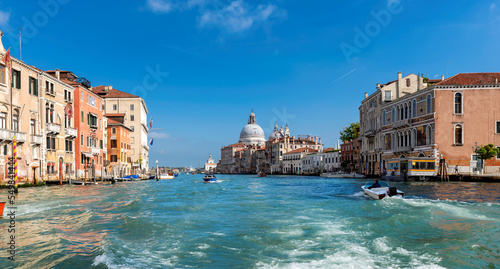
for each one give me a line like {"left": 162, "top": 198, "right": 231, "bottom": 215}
{"left": 368, "top": 180, "right": 381, "bottom": 189}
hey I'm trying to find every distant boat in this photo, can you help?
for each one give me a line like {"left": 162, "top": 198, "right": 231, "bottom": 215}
{"left": 158, "top": 174, "right": 175, "bottom": 180}
{"left": 258, "top": 172, "right": 267, "bottom": 177}
{"left": 203, "top": 173, "right": 217, "bottom": 182}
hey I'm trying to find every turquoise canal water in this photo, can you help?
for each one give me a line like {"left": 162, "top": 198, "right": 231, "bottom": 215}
{"left": 1, "top": 175, "right": 500, "bottom": 268}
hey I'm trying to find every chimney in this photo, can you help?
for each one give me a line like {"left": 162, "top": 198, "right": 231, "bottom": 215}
{"left": 496, "top": 78, "right": 498, "bottom": 84}
{"left": 55, "top": 69, "right": 60, "bottom": 80}
{"left": 0, "top": 31, "right": 6, "bottom": 54}
{"left": 376, "top": 83, "right": 381, "bottom": 90}
{"left": 364, "top": 92, "right": 368, "bottom": 99}
{"left": 441, "top": 75, "right": 444, "bottom": 81}
{"left": 396, "top": 72, "right": 403, "bottom": 99}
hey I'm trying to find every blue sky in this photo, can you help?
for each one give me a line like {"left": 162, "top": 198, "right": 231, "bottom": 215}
{"left": 0, "top": 0, "right": 499, "bottom": 168}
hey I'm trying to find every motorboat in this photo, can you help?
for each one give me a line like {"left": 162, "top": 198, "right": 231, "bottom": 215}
{"left": 361, "top": 181, "right": 404, "bottom": 200}
{"left": 258, "top": 172, "right": 267, "bottom": 177}
{"left": 203, "top": 173, "right": 217, "bottom": 182}
{"left": 158, "top": 174, "right": 175, "bottom": 179}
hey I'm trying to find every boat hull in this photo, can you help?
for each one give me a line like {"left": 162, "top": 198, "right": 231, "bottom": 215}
{"left": 158, "top": 175, "right": 175, "bottom": 179}
{"left": 361, "top": 186, "right": 404, "bottom": 200}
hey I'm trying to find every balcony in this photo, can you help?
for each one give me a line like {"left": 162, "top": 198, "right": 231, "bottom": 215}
{"left": 91, "top": 147, "right": 101, "bottom": 155}
{"left": 365, "top": 129, "right": 376, "bottom": 137}
{"left": 393, "top": 146, "right": 412, "bottom": 153}
{"left": 0, "top": 129, "right": 26, "bottom": 143}
{"left": 65, "top": 97, "right": 73, "bottom": 103}
{"left": 65, "top": 127, "right": 77, "bottom": 138}
{"left": 142, "top": 143, "right": 150, "bottom": 151}
{"left": 30, "top": 134, "right": 43, "bottom": 145}
{"left": 46, "top": 123, "right": 61, "bottom": 134}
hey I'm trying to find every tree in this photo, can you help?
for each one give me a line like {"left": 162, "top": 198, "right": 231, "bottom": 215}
{"left": 340, "top": 122, "right": 360, "bottom": 142}
{"left": 477, "top": 144, "right": 499, "bottom": 160}
{"left": 477, "top": 144, "right": 499, "bottom": 173}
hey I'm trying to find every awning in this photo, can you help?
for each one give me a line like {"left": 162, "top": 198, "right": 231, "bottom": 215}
{"left": 83, "top": 152, "right": 94, "bottom": 158}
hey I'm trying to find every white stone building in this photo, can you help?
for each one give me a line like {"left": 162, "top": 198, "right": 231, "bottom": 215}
{"left": 282, "top": 147, "right": 318, "bottom": 174}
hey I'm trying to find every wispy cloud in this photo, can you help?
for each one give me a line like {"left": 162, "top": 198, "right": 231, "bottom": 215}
{"left": 199, "top": 1, "right": 286, "bottom": 33}
{"left": 150, "top": 132, "right": 173, "bottom": 139}
{"left": 147, "top": 0, "right": 174, "bottom": 13}
{"left": 0, "top": 10, "right": 11, "bottom": 28}
{"left": 490, "top": 3, "right": 496, "bottom": 11}
{"left": 145, "top": 0, "right": 286, "bottom": 34}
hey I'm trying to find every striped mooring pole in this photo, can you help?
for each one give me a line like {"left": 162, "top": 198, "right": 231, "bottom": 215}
{"left": 14, "top": 137, "right": 18, "bottom": 193}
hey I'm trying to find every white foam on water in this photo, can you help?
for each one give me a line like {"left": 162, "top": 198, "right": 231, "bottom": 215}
{"left": 14, "top": 203, "right": 76, "bottom": 216}
{"left": 316, "top": 220, "right": 354, "bottom": 237}
{"left": 351, "top": 191, "right": 367, "bottom": 197}
{"left": 401, "top": 198, "right": 496, "bottom": 221}
{"left": 273, "top": 227, "right": 304, "bottom": 237}
{"left": 189, "top": 251, "right": 206, "bottom": 257}
{"left": 197, "top": 243, "right": 210, "bottom": 249}
{"left": 373, "top": 236, "right": 392, "bottom": 252}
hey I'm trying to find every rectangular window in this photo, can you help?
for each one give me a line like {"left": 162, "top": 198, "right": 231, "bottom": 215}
{"left": 12, "top": 70, "right": 21, "bottom": 89}
{"left": 81, "top": 111, "right": 84, "bottom": 123}
{"left": 29, "top": 77, "right": 38, "bottom": 96}
{"left": 112, "top": 127, "right": 116, "bottom": 134}
{"left": 111, "top": 140, "right": 117, "bottom": 148}
{"left": 0, "top": 65, "right": 5, "bottom": 84}
{"left": 497, "top": 121, "right": 500, "bottom": 134}
{"left": 87, "top": 136, "right": 89, "bottom": 147}
{"left": 81, "top": 135, "right": 83, "bottom": 146}
{"left": 0, "top": 112, "right": 5, "bottom": 129}
{"left": 111, "top": 155, "right": 118, "bottom": 162}
{"left": 100, "top": 140, "right": 103, "bottom": 149}
{"left": 130, "top": 104, "right": 134, "bottom": 110}
{"left": 384, "top": 91, "right": 391, "bottom": 101}
{"left": 131, "top": 115, "right": 134, "bottom": 121}
{"left": 113, "top": 104, "right": 117, "bottom": 111}
{"left": 497, "top": 147, "right": 500, "bottom": 159}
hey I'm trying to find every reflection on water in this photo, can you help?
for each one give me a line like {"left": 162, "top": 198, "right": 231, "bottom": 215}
{"left": 0, "top": 176, "right": 499, "bottom": 268}
{"left": 406, "top": 182, "right": 500, "bottom": 203}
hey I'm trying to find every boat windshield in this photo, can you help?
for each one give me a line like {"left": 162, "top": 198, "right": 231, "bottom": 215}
{"left": 364, "top": 181, "right": 390, "bottom": 188}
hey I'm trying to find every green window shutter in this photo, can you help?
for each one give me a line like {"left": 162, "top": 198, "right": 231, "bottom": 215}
{"left": 87, "top": 113, "right": 89, "bottom": 125}
{"left": 28, "top": 77, "right": 32, "bottom": 94}
{"left": 81, "top": 111, "right": 83, "bottom": 123}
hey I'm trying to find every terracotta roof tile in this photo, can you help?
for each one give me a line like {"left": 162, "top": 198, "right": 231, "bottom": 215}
{"left": 435, "top": 73, "right": 500, "bottom": 86}
{"left": 284, "top": 147, "right": 318, "bottom": 154}
{"left": 93, "top": 85, "right": 140, "bottom": 98}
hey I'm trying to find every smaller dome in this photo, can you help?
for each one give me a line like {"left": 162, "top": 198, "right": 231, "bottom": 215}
{"left": 268, "top": 131, "right": 283, "bottom": 140}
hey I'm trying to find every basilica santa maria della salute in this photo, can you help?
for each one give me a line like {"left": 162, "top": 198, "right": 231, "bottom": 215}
{"left": 219, "top": 110, "right": 323, "bottom": 174}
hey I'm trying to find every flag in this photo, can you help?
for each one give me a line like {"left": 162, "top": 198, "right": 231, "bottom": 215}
{"left": 149, "top": 116, "right": 153, "bottom": 128}
{"left": 149, "top": 138, "right": 154, "bottom": 146}
{"left": 2, "top": 48, "right": 11, "bottom": 74}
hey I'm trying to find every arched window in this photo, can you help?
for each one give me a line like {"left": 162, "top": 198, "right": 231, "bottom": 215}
{"left": 412, "top": 100, "right": 417, "bottom": 118}
{"left": 383, "top": 110, "right": 386, "bottom": 125}
{"left": 404, "top": 104, "right": 408, "bottom": 119}
{"left": 454, "top": 92, "right": 462, "bottom": 114}
{"left": 392, "top": 107, "right": 395, "bottom": 123}
{"left": 427, "top": 95, "right": 432, "bottom": 114}
{"left": 455, "top": 124, "right": 463, "bottom": 145}
{"left": 408, "top": 102, "right": 412, "bottom": 119}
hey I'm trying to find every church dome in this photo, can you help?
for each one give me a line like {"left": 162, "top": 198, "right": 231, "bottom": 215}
{"left": 268, "top": 122, "right": 283, "bottom": 140}
{"left": 239, "top": 110, "right": 266, "bottom": 146}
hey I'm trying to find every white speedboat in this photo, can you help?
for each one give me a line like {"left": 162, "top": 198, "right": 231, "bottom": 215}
{"left": 158, "top": 174, "right": 175, "bottom": 179}
{"left": 361, "top": 181, "right": 404, "bottom": 200}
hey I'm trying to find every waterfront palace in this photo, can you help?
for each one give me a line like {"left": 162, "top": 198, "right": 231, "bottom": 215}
{"left": 0, "top": 31, "right": 149, "bottom": 184}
